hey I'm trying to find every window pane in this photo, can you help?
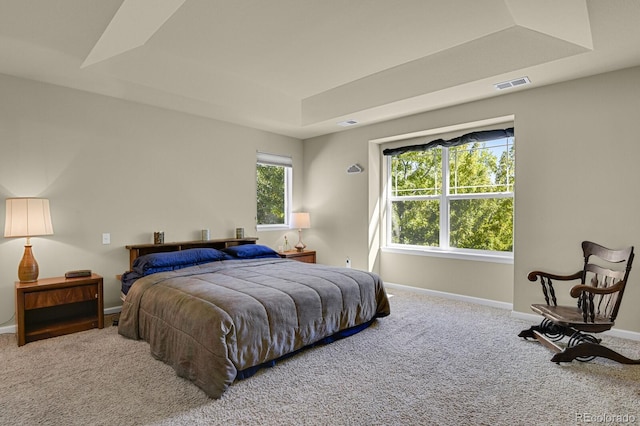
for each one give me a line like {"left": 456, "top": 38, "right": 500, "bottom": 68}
{"left": 256, "top": 164, "right": 285, "bottom": 225}
{"left": 494, "top": 138, "right": 515, "bottom": 192}
{"left": 390, "top": 150, "right": 442, "bottom": 197}
{"left": 449, "top": 198, "right": 513, "bottom": 251}
{"left": 391, "top": 200, "right": 439, "bottom": 246}
{"left": 449, "top": 138, "right": 514, "bottom": 194}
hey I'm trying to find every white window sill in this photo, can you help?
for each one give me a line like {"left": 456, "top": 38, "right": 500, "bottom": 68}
{"left": 381, "top": 245, "right": 513, "bottom": 264}
{"left": 257, "top": 224, "right": 290, "bottom": 232}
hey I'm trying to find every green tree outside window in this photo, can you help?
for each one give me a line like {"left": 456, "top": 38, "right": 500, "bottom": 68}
{"left": 390, "top": 137, "right": 514, "bottom": 252}
{"left": 257, "top": 163, "right": 286, "bottom": 225}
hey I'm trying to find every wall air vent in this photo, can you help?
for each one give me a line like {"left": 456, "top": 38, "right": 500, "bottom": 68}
{"left": 337, "top": 119, "right": 359, "bottom": 127}
{"left": 494, "top": 77, "right": 531, "bottom": 90}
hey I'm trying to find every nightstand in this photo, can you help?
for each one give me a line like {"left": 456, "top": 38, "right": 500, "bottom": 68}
{"left": 15, "top": 274, "right": 104, "bottom": 346}
{"left": 278, "top": 250, "right": 316, "bottom": 263}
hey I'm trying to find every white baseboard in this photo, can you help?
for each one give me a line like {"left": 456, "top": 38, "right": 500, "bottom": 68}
{"left": 105, "top": 306, "right": 122, "bottom": 315}
{"left": 384, "top": 282, "right": 513, "bottom": 310}
{"left": 0, "top": 324, "right": 15, "bottom": 335}
{"left": 509, "top": 310, "right": 541, "bottom": 322}
{"left": 604, "top": 327, "right": 640, "bottom": 341}
{"left": 385, "top": 282, "right": 640, "bottom": 342}
{"left": 0, "top": 306, "right": 122, "bottom": 336}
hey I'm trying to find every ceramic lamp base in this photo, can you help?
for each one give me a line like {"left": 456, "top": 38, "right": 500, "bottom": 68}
{"left": 18, "top": 245, "right": 39, "bottom": 283}
{"left": 295, "top": 229, "right": 307, "bottom": 252}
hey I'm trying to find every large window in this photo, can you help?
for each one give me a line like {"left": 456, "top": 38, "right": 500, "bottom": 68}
{"left": 386, "top": 128, "right": 514, "bottom": 256}
{"left": 256, "top": 152, "right": 292, "bottom": 229}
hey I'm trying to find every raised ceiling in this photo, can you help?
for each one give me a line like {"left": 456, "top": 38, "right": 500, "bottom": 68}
{"left": 1, "top": 0, "right": 640, "bottom": 139}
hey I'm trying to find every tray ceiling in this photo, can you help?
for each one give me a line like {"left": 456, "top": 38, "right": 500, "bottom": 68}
{"left": 1, "top": 0, "right": 639, "bottom": 138}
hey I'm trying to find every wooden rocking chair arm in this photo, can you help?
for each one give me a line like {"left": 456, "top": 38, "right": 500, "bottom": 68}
{"left": 569, "top": 282, "right": 624, "bottom": 298}
{"left": 527, "top": 270, "right": 583, "bottom": 282}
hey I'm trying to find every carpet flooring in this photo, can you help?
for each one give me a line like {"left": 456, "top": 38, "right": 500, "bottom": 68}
{"left": 1, "top": 288, "right": 640, "bottom": 425}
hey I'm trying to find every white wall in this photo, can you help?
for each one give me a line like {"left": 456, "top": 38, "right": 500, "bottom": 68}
{"left": 3, "top": 65, "right": 640, "bottom": 334}
{"left": 303, "top": 66, "right": 640, "bottom": 333}
{"left": 0, "top": 73, "right": 303, "bottom": 324}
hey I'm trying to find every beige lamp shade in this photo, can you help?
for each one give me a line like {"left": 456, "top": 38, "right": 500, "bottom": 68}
{"left": 289, "top": 212, "right": 310, "bottom": 230}
{"left": 290, "top": 212, "right": 310, "bottom": 252}
{"left": 4, "top": 198, "right": 54, "bottom": 282}
{"left": 5, "top": 198, "right": 54, "bottom": 238}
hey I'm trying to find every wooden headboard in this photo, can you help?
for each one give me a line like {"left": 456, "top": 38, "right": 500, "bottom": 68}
{"left": 125, "top": 237, "right": 258, "bottom": 271}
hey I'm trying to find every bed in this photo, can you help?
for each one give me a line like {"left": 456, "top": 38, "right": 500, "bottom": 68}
{"left": 117, "top": 238, "right": 390, "bottom": 398}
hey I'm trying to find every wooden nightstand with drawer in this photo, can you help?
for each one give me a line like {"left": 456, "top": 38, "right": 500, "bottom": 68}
{"left": 15, "top": 274, "right": 104, "bottom": 346}
{"left": 278, "top": 250, "right": 316, "bottom": 264}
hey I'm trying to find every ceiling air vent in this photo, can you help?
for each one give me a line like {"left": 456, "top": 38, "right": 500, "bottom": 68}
{"left": 337, "top": 119, "right": 359, "bottom": 127}
{"left": 494, "top": 77, "right": 531, "bottom": 91}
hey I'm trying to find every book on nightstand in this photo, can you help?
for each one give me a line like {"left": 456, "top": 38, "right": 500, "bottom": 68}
{"left": 65, "top": 269, "right": 92, "bottom": 278}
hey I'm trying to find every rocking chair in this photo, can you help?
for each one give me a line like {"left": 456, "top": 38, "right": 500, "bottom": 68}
{"left": 519, "top": 241, "right": 637, "bottom": 363}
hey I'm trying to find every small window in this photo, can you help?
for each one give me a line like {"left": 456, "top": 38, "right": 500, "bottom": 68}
{"left": 256, "top": 152, "right": 292, "bottom": 229}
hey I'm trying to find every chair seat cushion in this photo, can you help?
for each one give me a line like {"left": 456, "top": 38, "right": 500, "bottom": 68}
{"left": 531, "top": 304, "right": 614, "bottom": 333}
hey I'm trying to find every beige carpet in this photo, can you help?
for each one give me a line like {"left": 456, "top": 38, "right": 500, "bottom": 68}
{"left": 1, "top": 288, "right": 640, "bottom": 425}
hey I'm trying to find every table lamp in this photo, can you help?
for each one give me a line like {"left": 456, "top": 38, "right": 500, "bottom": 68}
{"left": 290, "top": 212, "right": 310, "bottom": 252}
{"left": 4, "top": 198, "right": 54, "bottom": 282}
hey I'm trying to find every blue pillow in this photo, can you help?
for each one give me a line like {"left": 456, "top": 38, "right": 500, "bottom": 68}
{"left": 132, "top": 248, "right": 231, "bottom": 274}
{"left": 223, "top": 244, "right": 280, "bottom": 259}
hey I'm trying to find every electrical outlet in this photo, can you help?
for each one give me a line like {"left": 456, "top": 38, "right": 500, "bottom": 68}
{"left": 102, "top": 233, "right": 111, "bottom": 245}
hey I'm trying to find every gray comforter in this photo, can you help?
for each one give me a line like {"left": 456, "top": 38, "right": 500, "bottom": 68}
{"left": 118, "top": 258, "right": 390, "bottom": 398}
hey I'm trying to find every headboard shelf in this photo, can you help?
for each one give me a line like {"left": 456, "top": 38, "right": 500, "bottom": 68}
{"left": 125, "top": 237, "right": 258, "bottom": 270}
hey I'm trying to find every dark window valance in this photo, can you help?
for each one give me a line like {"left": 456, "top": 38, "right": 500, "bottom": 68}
{"left": 382, "top": 127, "right": 514, "bottom": 156}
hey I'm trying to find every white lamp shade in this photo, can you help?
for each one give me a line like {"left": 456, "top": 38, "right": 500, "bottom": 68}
{"left": 290, "top": 212, "right": 310, "bottom": 229}
{"left": 4, "top": 198, "right": 54, "bottom": 238}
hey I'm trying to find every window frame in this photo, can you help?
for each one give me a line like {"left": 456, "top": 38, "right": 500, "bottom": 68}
{"left": 256, "top": 152, "right": 293, "bottom": 231}
{"left": 384, "top": 135, "right": 514, "bottom": 264}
